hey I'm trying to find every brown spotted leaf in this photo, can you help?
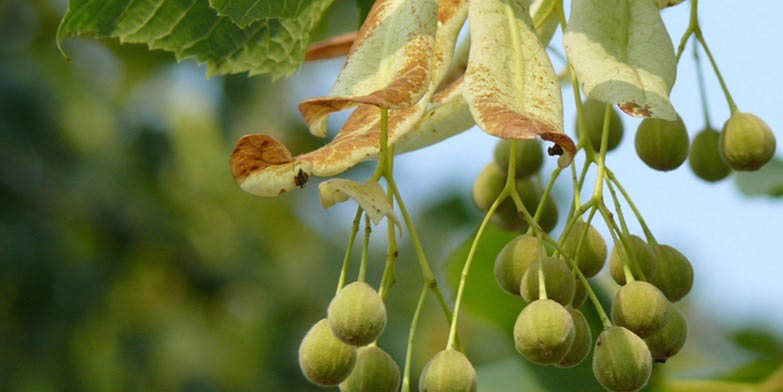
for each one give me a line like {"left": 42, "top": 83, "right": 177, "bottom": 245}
{"left": 564, "top": 0, "right": 678, "bottom": 120}
{"left": 232, "top": 0, "right": 470, "bottom": 197}
{"left": 463, "top": 0, "right": 573, "bottom": 165}
{"left": 305, "top": 32, "right": 357, "bottom": 61}
{"left": 298, "top": 0, "right": 439, "bottom": 137}
{"left": 319, "top": 179, "right": 399, "bottom": 225}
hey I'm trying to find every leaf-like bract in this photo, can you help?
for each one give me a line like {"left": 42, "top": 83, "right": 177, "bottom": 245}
{"left": 463, "top": 0, "right": 573, "bottom": 165}
{"left": 319, "top": 179, "right": 399, "bottom": 225}
{"left": 232, "top": 0, "right": 470, "bottom": 197}
{"left": 208, "top": 0, "right": 320, "bottom": 27}
{"left": 564, "top": 0, "right": 678, "bottom": 120}
{"left": 529, "top": 0, "right": 559, "bottom": 46}
{"left": 298, "top": 0, "right": 439, "bottom": 137}
{"left": 305, "top": 32, "right": 357, "bottom": 61}
{"left": 57, "top": 0, "right": 334, "bottom": 79}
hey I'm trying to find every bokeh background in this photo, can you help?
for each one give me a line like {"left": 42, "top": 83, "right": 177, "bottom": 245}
{"left": 1, "top": 0, "right": 781, "bottom": 391}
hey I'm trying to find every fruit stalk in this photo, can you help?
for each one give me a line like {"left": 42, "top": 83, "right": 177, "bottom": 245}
{"left": 400, "top": 285, "right": 429, "bottom": 392}
{"left": 337, "top": 207, "right": 364, "bottom": 294}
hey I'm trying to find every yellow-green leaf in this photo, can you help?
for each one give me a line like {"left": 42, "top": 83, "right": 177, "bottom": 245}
{"left": 653, "top": 0, "right": 686, "bottom": 9}
{"left": 564, "top": 0, "right": 678, "bottom": 120}
{"left": 463, "top": 0, "right": 574, "bottom": 164}
{"left": 299, "top": 0, "right": 439, "bottom": 137}
{"left": 319, "top": 179, "right": 399, "bottom": 225}
{"left": 529, "top": 0, "right": 559, "bottom": 46}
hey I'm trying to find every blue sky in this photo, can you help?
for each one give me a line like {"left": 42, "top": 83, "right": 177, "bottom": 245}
{"left": 284, "top": 1, "right": 783, "bottom": 331}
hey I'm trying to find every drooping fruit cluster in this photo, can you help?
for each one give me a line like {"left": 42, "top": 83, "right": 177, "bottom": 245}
{"left": 472, "top": 140, "right": 559, "bottom": 233}
{"left": 299, "top": 282, "right": 399, "bottom": 390}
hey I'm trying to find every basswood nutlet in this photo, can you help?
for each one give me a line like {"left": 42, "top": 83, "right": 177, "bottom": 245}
{"left": 560, "top": 221, "right": 608, "bottom": 278}
{"left": 611, "top": 281, "right": 669, "bottom": 338}
{"left": 520, "top": 257, "right": 576, "bottom": 306}
{"left": 650, "top": 244, "right": 694, "bottom": 302}
{"left": 577, "top": 99, "right": 624, "bottom": 152}
{"left": 689, "top": 128, "right": 731, "bottom": 182}
{"left": 514, "top": 299, "right": 576, "bottom": 365}
{"left": 556, "top": 307, "right": 592, "bottom": 368}
{"left": 419, "top": 349, "right": 477, "bottom": 392}
{"left": 719, "top": 112, "right": 776, "bottom": 171}
{"left": 645, "top": 304, "right": 688, "bottom": 362}
{"left": 592, "top": 326, "right": 653, "bottom": 392}
{"left": 635, "top": 116, "right": 690, "bottom": 171}
{"left": 299, "top": 319, "right": 357, "bottom": 386}
{"left": 609, "top": 235, "right": 657, "bottom": 285}
{"left": 339, "top": 346, "right": 400, "bottom": 392}
{"left": 493, "top": 139, "right": 544, "bottom": 179}
{"left": 494, "top": 234, "right": 546, "bottom": 296}
{"left": 572, "top": 276, "right": 587, "bottom": 308}
{"left": 472, "top": 163, "right": 505, "bottom": 213}
{"left": 328, "top": 281, "right": 387, "bottom": 346}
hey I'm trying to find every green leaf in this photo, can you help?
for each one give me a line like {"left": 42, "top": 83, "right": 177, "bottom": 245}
{"left": 735, "top": 158, "right": 783, "bottom": 198}
{"left": 208, "top": 0, "right": 321, "bottom": 27}
{"left": 355, "top": 0, "right": 375, "bottom": 27}
{"left": 564, "top": 0, "right": 678, "bottom": 120}
{"left": 57, "top": 0, "right": 335, "bottom": 79}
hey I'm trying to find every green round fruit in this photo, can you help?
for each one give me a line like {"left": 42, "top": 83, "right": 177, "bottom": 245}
{"left": 611, "top": 281, "right": 669, "bottom": 337}
{"left": 560, "top": 221, "right": 608, "bottom": 278}
{"left": 472, "top": 163, "right": 505, "bottom": 212}
{"left": 328, "top": 281, "right": 387, "bottom": 346}
{"left": 494, "top": 139, "right": 544, "bottom": 178}
{"left": 577, "top": 99, "right": 624, "bottom": 151}
{"left": 592, "top": 326, "right": 653, "bottom": 392}
{"left": 490, "top": 178, "right": 559, "bottom": 233}
{"left": 299, "top": 319, "right": 358, "bottom": 386}
{"left": 494, "top": 235, "right": 546, "bottom": 295}
{"left": 645, "top": 305, "right": 687, "bottom": 362}
{"left": 650, "top": 244, "right": 693, "bottom": 302}
{"left": 719, "top": 112, "right": 776, "bottom": 171}
{"left": 419, "top": 349, "right": 477, "bottom": 392}
{"left": 635, "top": 116, "right": 690, "bottom": 171}
{"left": 556, "top": 307, "right": 592, "bottom": 368}
{"left": 340, "top": 346, "right": 400, "bottom": 392}
{"left": 520, "top": 257, "right": 576, "bottom": 306}
{"left": 514, "top": 299, "right": 576, "bottom": 365}
{"left": 689, "top": 128, "right": 731, "bottom": 182}
{"left": 609, "top": 235, "right": 657, "bottom": 285}
{"left": 572, "top": 276, "right": 587, "bottom": 308}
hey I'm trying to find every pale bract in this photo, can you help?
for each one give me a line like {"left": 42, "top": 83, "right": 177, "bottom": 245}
{"left": 463, "top": 0, "right": 574, "bottom": 165}
{"left": 299, "top": 0, "right": 439, "bottom": 137}
{"left": 319, "top": 179, "right": 400, "bottom": 226}
{"left": 529, "top": 0, "right": 559, "bottom": 46}
{"left": 564, "top": 0, "right": 678, "bottom": 120}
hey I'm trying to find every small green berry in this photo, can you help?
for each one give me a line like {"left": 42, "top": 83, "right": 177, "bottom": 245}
{"left": 635, "top": 116, "right": 689, "bottom": 171}
{"left": 592, "top": 326, "right": 653, "bottom": 392}
{"left": 328, "top": 282, "right": 387, "bottom": 346}
{"left": 339, "top": 346, "right": 400, "bottom": 392}
{"left": 472, "top": 163, "right": 505, "bottom": 213}
{"left": 650, "top": 244, "right": 693, "bottom": 302}
{"left": 556, "top": 307, "right": 592, "bottom": 368}
{"left": 609, "top": 235, "right": 657, "bottom": 285}
{"left": 577, "top": 99, "right": 624, "bottom": 151}
{"left": 560, "top": 221, "right": 608, "bottom": 278}
{"left": 572, "top": 277, "right": 587, "bottom": 308}
{"left": 489, "top": 178, "right": 559, "bottom": 233}
{"left": 299, "top": 319, "right": 357, "bottom": 386}
{"left": 419, "top": 349, "right": 477, "bottom": 392}
{"left": 645, "top": 305, "right": 688, "bottom": 362}
{"left": 494, "top": 139, "right": 544, "bottom": 178}
{"left": 494, "top": 235, "right": 546, "bottom": 295}
{"left": 719, "top": 112, "right": 776, "bottom": 171}
{"left": 514, "top": 299, "right": 576, "bottom": 365}
{"left": 521, "top": 257, "right": 576, "bottom": 306}
{"left": 689, "top": 128, "right": 731, "bottom": 182}
{"left": 611, "top": 281, "right": 669, "bottom": 338}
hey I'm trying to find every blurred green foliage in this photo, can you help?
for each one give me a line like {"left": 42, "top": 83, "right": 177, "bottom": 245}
{"left": 0, "top": 1, "right": 780, "bottom": 391}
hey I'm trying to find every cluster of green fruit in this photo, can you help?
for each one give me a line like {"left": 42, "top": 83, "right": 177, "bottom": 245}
{"left": 298, "top": 282, "right": 400, "bottom": 391}
{"left": 493, "top": 222, "right": 694, "bottom": 391}
{"left": 472, "top": 139, "right": 559, "bottom": 233}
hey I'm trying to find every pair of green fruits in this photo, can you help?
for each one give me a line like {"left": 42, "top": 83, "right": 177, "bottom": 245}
{"left": 298, "top": 282, "right": 399, "bottom": 391}
{"left": 472, "top": 139, "right": 558, "bottom": 233}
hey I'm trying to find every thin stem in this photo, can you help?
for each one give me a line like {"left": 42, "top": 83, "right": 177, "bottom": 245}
{"left": 400, "top": 286, "right": 429, "bottom": 392}
{"left": 605, "top": 169, "right": 656, "bottom": 244}
{"left": 358, "top": 215, "right": 371, "bottom": 282}
{"left": 378, "top": 143, "right": 397, "bottom": 300}
{"left": 675, "top": 0, "right": 697, "bottom": 63}
{"left": 600, "top": 204, "right": 635, "bottom": 283}
{"left": 447, "top": 189, "right": 508, "bottom": 349}
{"left": 693, "top": 42, "right": 712, "bottom": 129}
{"left": 592, "top": 105, "right": 612, "bottom": 199}
{"left": 527, "top": 166, "right": 564, "bottom": 235}
{"left": 695, "top": 29, "right": 739, "bottom": 114}
{"left": 336, "top": 207, "right": 364, "bottom": 294}
{"left": 606, "top": 180, "right": 629, "bottom": 235}
{"left": 599, "top": 203, "right": 646, "bottom": 282}
{"left": 567, "top": 161, "right": 582, "bottom": 222}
